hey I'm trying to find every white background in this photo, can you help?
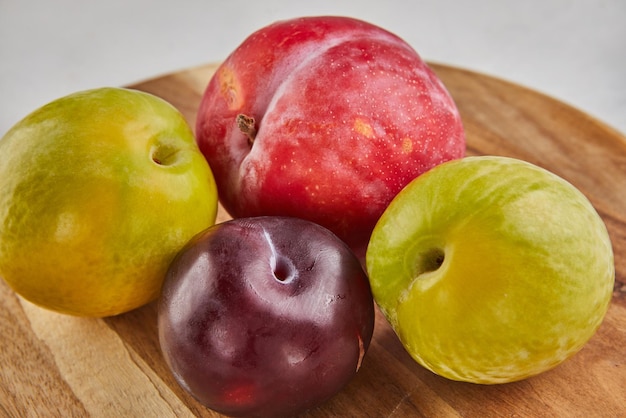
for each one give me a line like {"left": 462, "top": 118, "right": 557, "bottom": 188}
{"left": 1, "top": 0, "right": 625, "bottom": 136}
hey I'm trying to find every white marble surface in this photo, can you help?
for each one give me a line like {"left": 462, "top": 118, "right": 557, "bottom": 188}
{"left": 1, "top": 0, "right": 625, "bottom": 136}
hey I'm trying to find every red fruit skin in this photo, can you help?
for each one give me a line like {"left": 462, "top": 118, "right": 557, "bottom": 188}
{"left": 196, "top": 16, "right": 465, "bottom": 258}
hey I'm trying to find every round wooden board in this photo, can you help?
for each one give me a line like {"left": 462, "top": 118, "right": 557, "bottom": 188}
{"left": 1, "top": 62, "right": 624, "bottom": 417}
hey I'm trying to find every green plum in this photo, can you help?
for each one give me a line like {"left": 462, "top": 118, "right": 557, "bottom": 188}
{"left": 0, "top": 87, "right": 218, "bottom": 317}
{"left": 366, "top": 156, "right": 614, "bottom": 384}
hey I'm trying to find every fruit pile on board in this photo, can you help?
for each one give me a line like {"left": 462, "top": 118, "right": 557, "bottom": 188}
{"left": 0, "top": 16, "right": 614, "bottom": 418}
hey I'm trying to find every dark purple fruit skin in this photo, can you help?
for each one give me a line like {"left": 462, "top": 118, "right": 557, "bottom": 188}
{"left": 158, "top": 216, "right": 375, "bottom": 418}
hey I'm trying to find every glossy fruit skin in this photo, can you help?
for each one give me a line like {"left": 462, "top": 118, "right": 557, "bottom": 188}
{"left": 366, "top": 156, "right": 615, "bottom": 384}
{"left": 158, "top": 216, "right": 375, "bottom": 418}
{"left": 195, "top": 16, "right": 465, "bottom": 259}
{"left": 0, "top": 87, "right": 218, "bottom": 317}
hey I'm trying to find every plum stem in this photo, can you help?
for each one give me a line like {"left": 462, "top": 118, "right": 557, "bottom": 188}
{"left": 237, "top": 114, "right": 257, "bottom": 145}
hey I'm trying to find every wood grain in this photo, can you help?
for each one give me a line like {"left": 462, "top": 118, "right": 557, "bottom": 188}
{"left": 1, "top": 62, "right": 625, "bottom": 417}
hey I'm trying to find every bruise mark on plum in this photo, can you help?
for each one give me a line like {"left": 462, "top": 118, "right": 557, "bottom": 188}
{"left": 218, "top": 67, "right": 243, "bottom": 110}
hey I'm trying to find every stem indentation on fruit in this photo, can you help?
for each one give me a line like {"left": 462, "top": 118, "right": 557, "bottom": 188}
{"left": 237, "top": 114, "right": 257, "bottom": 145}
{"left": 151, "top": 144, "right": 179, "bottom": 166}
{"left": 418, "top": 247, "right": 445, "bottom": 275}
{"left": 262, "top": 228, "right": 297, "bottom": 283}
{"left": 273, "top": 256, "right": 293, "bottom": 282}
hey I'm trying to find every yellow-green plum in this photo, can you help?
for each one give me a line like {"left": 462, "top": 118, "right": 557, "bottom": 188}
{"left": 0, "top": 87, "right": 218, "bottom": 316}
{"left": 366, "top": 156, "right": 614, "bottom": 384}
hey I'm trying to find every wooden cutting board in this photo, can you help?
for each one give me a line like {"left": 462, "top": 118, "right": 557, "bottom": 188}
{"left": 1, "top": 62, "right": 625, "bottom": 417}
